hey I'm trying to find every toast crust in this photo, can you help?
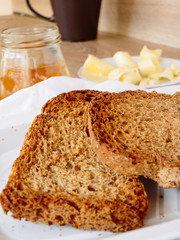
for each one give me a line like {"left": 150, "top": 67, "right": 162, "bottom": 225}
{"left": 0, "top": 90, "right": 148, "bottom": 232}
{"left": 88, "top": 90, "right": 180, "bottom": 188}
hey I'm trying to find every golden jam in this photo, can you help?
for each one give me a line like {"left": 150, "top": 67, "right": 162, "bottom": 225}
{"left": 0, "top": 63, "right": 67, "bottom": 99}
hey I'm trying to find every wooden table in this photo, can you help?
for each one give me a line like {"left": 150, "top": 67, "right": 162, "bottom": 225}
{"left": 1, "top": 14, "right": 180, "bottom": 78}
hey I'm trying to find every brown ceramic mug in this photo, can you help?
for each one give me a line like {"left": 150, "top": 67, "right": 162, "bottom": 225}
{"left": 26, "top": 0, "right": 102, "bottom": 42}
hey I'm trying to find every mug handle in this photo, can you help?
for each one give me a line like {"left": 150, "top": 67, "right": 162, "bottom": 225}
{"left": 26, "top": 0, "right": 55, "bottom": 22}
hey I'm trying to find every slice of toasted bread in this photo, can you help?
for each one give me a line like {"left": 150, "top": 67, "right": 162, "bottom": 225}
{"left": 88, "top": 90, "right": 180, "bottom": 188}
{"left": 0, "top": 90, "right": 148, "bottom": 232}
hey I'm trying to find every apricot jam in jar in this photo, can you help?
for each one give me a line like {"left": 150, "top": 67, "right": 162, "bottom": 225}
{"left": 0, "top": 25, "right": 70, "bottom": 99}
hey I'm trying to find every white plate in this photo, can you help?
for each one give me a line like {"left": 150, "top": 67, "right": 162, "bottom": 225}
{"left": 0, "top": 118, "right": 180, "bottom": 240}
{"left": 0, "top": 77, "right": 180, "bottom": 240}
{"left": 78, "top": 57, "right": 180, "bottom": 89}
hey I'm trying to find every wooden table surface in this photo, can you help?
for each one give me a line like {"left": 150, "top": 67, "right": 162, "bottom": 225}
{"left": 1, "top": 14, "right": 180, "bottom": 78}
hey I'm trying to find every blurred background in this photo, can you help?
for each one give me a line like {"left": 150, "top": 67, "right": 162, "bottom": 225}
{"left": 0, "top": 0, "right": 179, "bottom": 49}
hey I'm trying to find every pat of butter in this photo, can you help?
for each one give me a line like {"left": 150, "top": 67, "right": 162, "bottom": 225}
{"left": 139, "top": 45, "right": 162, "bottom": 61}
{"left": 149, "top": 78, "right": 170, "bottom": 85}
{"left": 138, "top": 57, "right": 162, "bottom": 77}
{"left": 139, "top": 78, "right": 151, "bottom": 86}
{"left": 82, "top": 54, "right": 115, "bottom": 82}
{"left": 109, "top": 67, "right": 142, "bottom": 85}
{"left": 113, "top": 52, "right": 137, "bottom": 68}
{"left": 150, "top": 67, "right": 173, "bottom": 81}
{"left": 170, "top": 63, "right": 180, "bottom": 77}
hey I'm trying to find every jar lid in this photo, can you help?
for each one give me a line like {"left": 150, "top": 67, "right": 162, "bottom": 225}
{"left": 0, "top": 25, "right": 61, "bottom": 49}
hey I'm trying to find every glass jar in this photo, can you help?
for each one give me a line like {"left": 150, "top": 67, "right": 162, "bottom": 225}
{"left": 0, "top": 25, "right": 70, "bottom": 100}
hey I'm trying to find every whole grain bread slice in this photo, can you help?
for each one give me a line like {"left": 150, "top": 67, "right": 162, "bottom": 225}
{"left": 0, "top": 90, "right": 148, "bottom": 232}
{"left": 88, "top": 90, "right": 180, "bottom": 188}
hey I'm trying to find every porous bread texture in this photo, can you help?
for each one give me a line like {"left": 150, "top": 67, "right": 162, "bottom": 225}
{"left": 0, "top": 90, "right": 148, "bottom": 232}
{"left": 88, "top": 90, "right": 180, "bottom": 188}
